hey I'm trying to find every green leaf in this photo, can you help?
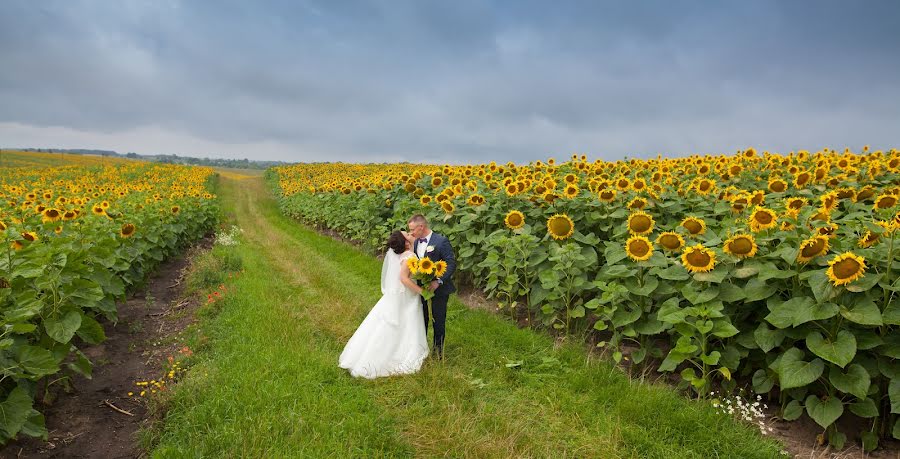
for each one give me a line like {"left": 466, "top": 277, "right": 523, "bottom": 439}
{"left": 656, "top": 298, "right": 685, "bottom": 324}
{"left": 805, "top": 395, "right": 844, "bottom": 429}
{"left": 0, "top": 387, "right": 33, "bottom": 438}
{"left": 711, "top": 319, "right": 739, "bottom": 338}
{"left": 19, "top": 410, "right": 47, "bottom": 440}
{"left": 766, "top": 297, "right": 837, "bottom": 329}
{"left": 808, "top": 270, "right": 840, "bottom": 303}
{"left": 16, "top": 346, "right": 60, "bottom": 377}
{"left": 861, "top": 431, "right": 879, "bottom": 453}
{"left": 754, "top": 323, "right": 785, "bottom": 353}
{"left": 894, "top": 418, "right": 900, "bottom": 440}
{"left": 67, "top": 350, "right": 93, "bottom": 379}
{"left": 656, "top": 265, "right": 690, "bottom": 281}
{"left": 568, "top": 305, "right": 585, "bottom": 319}
{"left": 44, "top": 310, "right": 83, "bottom": 344}
{"left": 884, "top": 300, "right": 900, "bottom": 326}
{"left": 849, "top": 398, "right": 879, "bottom": 418}
{"left": 752, "top": 369, "right": 774, "bottom": 393}
{"left": 733, "top": 265, "right": 760, "bottom": 279}
{"left": 681, "top": 285, "right": 719, "bottom": 305}
{"left": 839, "top": 297, "right": 883, "bottom": 326}
{"left": 772, "top": 347, "right": 825, "bottom": 390}
{"left": 743, "top": 278, "right": 777, "bottom": 302}
{"left": 829, "top": 364, "right": 870, "bottom": 399}
{"left": 782, "top": 399, "right": 804, "bottom": 421}
{"left": 807, "top": 330, "right": 856, "bottom": 368}
{"left": 717, "top": 283, "right": 745, "bottom": 303}
{"left": 890, "top": 379, "right": 900, "bottom": 414}
{"left": 76, "top": 315, "right": 106, "bottom": 345}
{"left": 846, "top": 272, "right": 882, "bottom": 293}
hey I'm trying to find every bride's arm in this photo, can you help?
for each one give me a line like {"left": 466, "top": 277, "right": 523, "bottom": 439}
{"left": 399, "top": 261, "right": 423, "bottom": 295}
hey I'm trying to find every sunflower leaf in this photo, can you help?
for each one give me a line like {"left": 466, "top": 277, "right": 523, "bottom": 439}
{"left": 807, "top": 330, "right": 856, "bottom": 368}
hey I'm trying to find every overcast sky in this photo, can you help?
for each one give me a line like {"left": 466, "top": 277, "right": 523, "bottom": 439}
{"left": 1, "top": 1, "right": 898, "bottom": 164}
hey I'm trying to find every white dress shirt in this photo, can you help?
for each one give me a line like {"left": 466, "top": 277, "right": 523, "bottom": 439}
{"left": 416, "top": 230, "right": 433, "bottom": 258}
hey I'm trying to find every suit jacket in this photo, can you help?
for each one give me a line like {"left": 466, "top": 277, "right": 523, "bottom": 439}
{"left": 414, "top": 231, "right": 456, "bottom": 296}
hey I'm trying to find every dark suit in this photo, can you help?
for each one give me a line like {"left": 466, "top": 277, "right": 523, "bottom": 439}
{"left": 414, "top": 232, "right": 456, "bottom": 357}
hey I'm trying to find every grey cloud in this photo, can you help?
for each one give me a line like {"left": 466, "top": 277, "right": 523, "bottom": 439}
{"left": 0, "top": 0, "right": 898, "bottom": 164}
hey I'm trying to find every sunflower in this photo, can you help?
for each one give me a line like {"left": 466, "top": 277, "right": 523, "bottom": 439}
{"left": 21, "top": 231, "right": 39, "bottom": 242}
{"left": 681, "top": 217, "right": 706, "bottom": 236}
{"left": 406, "top": 257, "right": 419, "bottom": 274}
{"left": 419, "top": 257, "right": 435, "bottom": 275}
{"left": 628, "top": 197, "right": 647, "bottom": 210}
{"left": 627, "top": 211, "right": 655, "bottom": 235}
{"left": 54, "top": 226, "right": 63, "bottom": 235}
{"left": 420, "top": 195, "right": 432, "bottom": 206}
{"left": 784, "top": 197, "right": 807, "bottom": 214}
{"left": 797, "top": 235, "right": 830, "bottom": 263}
{"left": 656, "top": 231, "right": 685, "bottom": 252}
{"left": 817, "top": 223, "right": 839, "bottom": 237}
{"left": 63, "top": 210, "right": 77, "bottom": 221}
{"left": 441, "top": 201, "right": 455, "bottom": 213}
{"left": 748, "top": 207, "right": 778, "bottom": 232}
{"left": 626, "top": 236, "right": 654, "bottom": 262}
{"left": 171, "top": 205, "right": 181, "bottom": 215}
{"left": 858, "top": 231, "right": 880, "bottom": 248}
{"left": 547, "top": 214, "right": 574, "bottom": 240}
{"left": 467, "top": 194, "right": 485, "bottom": 206}
{"left": 434, "top": 260, "right": 448, "bottom": 278}
{"left": 826, "top": 252, "right": 866, "bottom": 286}
{"left": 793, "top": 171, "right": 812, "bottom": 188}
{"left": 598, "top": 189, "right": 616, "bottom": 202}
{"left": 0, "top": 221, "right": 6, "bottom": 231}
{"left": 42, "top": 208, "right": 61, "bottom": 223}
{"left": 120, "top": 223, "right": 136, "bottom": 238}
{"left": 681, "top": 244, "right": 716, "bottom": 273}
{"left": 563, "top": 184, "right": 579, "bottom": 199}
{"left": 505, "top": 210, "right": 525, "bottom": 230}
{"left": 723, "top": 233, "right": 758, "bottom": 259}
{"left": 874, "top": 194, "right": 898, "bottom": 210}
{"left": 695, "top": 179, "right": 715, "bottom": 195}
{"left": 768, "top": 178, "right": 788, "bottom": 193}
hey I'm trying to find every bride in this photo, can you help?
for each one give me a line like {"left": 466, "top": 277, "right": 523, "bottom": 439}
{"left": 338, "top": 230, "right": 429, "bottom": 378}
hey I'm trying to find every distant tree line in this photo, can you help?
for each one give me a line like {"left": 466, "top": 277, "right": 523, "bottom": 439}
{"left": 10, "top": 148, "right": 287, "bottom": 170}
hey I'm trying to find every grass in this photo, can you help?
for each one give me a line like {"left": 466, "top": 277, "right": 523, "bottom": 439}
{"left": 147, "top": 176, "right": 786, "bottom": 458}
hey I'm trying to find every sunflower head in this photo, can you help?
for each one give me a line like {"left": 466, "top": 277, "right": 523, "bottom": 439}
{"left": 419, "top": 257, "right": 435, "bottom": 274}
{"left": 434, "top": 260, "right": 448, "bottom": 278}
{"left": 628, "top": 197, "right": 647, "bottom": 210}
{"left": 626, "top": 236, "right": 654, "bottom": 262}
{"left": 21, "top": 231, "right": 38, "bottom": 242}
{"left": 505, "top": 210, "right": 525, "bottom": 230}
{"left": 875, "top": 194, "right": 898, "bottom": 210}
{"left": 797, "top": 235, "right": 830, "bottom": 263}
{"left": 406, "top": 257, "right": 419, "bottom": 274}
{"left": 547, "top": 214, "right": 574, "bottom": 240}
{"left": 627, "top": 211, "right": 655, "bottom": 235}
{"left": 598, "top": 189, "right": 617, "bottom": 202}
{"left": 681, "top": 217, "right": 706, "bottom": 236}
{"left": 723, "top": 234, "right": 758, "bottom": 259}
{"left": 420, "top": 195, "right": 432, "bottom": 206}
{"left": 656, "top": 231, "right": 685, "bottom": 252}
{"left": 171, "top": 205, "right": 181, "bottom": 215}
{"left": 827, "top": 252, "right": 866, "bottom": 286}
{"left": 63, "top": 210, "right": 77, "bottom": 221}
{"left": 681, "top": 244, "right": 716, "bottom": 273}
{"left": 767, "top": 178, "right": 788, "bottom": 193}
{"left": 42, "top": 208, "right": 61, "bottom": 223}
{"left": 92, "top": 205, "right": 106, "bottom": 216}
{"left": 748, "top": 206, "right": 778, "bottom": 232}
{"left": 858, "top": 230, "right": 880, "bottom": 248}
{"left": 120, "top": 223, "right": 136, "bottom": 238}
{"left": 441, "top": 201, "right": 455, "bottom": 214}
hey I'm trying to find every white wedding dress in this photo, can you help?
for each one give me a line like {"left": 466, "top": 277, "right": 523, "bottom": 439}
{"left": 339, "top": 250, "right": 429, "bottom": 379}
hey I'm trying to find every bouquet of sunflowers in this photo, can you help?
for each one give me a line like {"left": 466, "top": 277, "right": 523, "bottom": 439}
{"left": 406, "top": 256, "right": 448, "bottom": 304}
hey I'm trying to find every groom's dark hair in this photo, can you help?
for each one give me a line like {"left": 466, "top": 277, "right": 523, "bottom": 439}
{"left": 387, "top": 231, "right": 407, "bottom": 254}
{"left": 408, "top": 214, "right": 428, "bottom": 225}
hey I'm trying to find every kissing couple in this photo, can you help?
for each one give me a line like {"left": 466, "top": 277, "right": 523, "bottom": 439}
{"left": 338, "top": 214, "right": 456, "bottom": 379}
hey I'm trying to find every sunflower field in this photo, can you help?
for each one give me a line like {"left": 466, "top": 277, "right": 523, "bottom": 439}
{"left": 272, "top": 147, "right": 900, "bottom": 449}
{"left": 0, "top": 162, "right": 218, "bottom": 443}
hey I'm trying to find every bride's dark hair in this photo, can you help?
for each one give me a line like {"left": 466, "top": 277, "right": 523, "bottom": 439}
{"left": 387, "top": 231, "right": 407, "bottom": 254}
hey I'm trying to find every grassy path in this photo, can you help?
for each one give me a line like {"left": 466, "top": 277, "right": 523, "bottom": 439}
{"left": 149, "top": 176, "right": 783, "bottom": 458}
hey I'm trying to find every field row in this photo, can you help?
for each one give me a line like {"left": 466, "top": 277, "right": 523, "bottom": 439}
{"left": 272, "top": 147, "right": 900, "bottom": 450}
{"left": 0, "top": 162, "right": 218, "bottom": 443}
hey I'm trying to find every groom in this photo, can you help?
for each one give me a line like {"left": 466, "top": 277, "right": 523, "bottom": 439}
{"left": 407, "top": 214, "right": 456, "bottom": 360}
